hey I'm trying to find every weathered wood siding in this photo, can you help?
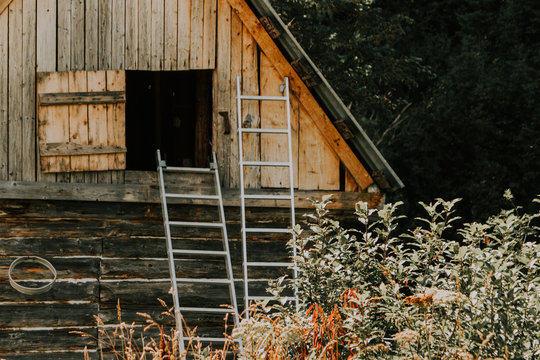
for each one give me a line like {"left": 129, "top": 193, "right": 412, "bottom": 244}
{"left": 1, "top": 0, "right": 365, "bottom": 191}
{"left": 0, "top": 188, "right": 367, "bottom": 358}
{"left": 213, "top": 0, "right": 342, "bottom": 191}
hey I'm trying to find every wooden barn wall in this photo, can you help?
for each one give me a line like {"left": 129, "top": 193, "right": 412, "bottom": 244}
{"left": 0, "top": 195, "right": 362, "bottom": 358}
{"left": 0, "top": 0, "right": 217, "bottom": 186}
{"left": 212, "top": 0, "right": 341, "bottom": 191}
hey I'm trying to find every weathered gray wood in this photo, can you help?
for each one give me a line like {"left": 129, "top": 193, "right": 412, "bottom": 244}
{"left": 164, "top": 0, "right": 178, "bottom": 70}
{"left": 0, "top": 10, "right": 8, "bottom": 181}
{"left": 138, "top": 0, "right": 151, "bottom": 70}
{"left": 111, "top": 0, "right": 125, "bottom": 70}
{"left": 70, "top": 0, "right": 85, "bottom": 70}
{"left": 125, "top": 0, "right": 138, "bottom": 69}
{"left": 40, "top": 143, "right": 126, "bottom": 157}
{"left": 8, "top": 0, "right": 22, "bottom": 181}
{"left": 57, "top": 0, "right": 71, "bottom": 71}
{"left": 85, "top": 0, "right": 99, "bottom": 70}
{"left": 202, "top": 0, "right": 217, "bottom": 68}
{"left": 98, "top": 0, "right": 112, "bottom": 70}
{"left": 21, "top": 0, "right": 36, "bottom": 182}
{"left": 38, "top": 91, "right": 126, "bottom": 106}
{"left": 177, "top": 0, "right": 191, "bottom": 69}
{"left": 190, "top": 0, "right": 204, "bottom": 69}
{"left": 0, "top": 180, "right": 384, "bottom": 208}
{"left": 150, "top": 0, "right": 164, "bottom": 70}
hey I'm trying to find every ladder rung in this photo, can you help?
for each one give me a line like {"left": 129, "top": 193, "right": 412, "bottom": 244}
{"left": 244, "top": 194, "right": 292, "bottom": 200}
{"left": 239, "top": 95, "right": 287, "bottom": 101}
{"left": 247, "top": 296, "right": 296, "bottom": 302}
{"left": 169, "top": 221, "right": 224, "bottom": 228}
{"left": 240, "top": 128, "right": 288, "bottom": 134}
{"left": 163, "top": 166, "right": 213, "bottom": 173}
{"left": 242, "top": 161, "right": 290, "bottom": 167}
{"left": 176, "top": 278, "right": 232, "bottom": 284}
{"left": 244, "top": 228, "right": 292, "bottom": 233}
{"left": 179, "top": 307, "right": 235, "bottom": 314}
{"left": 247, "top": 262, "right": 292, "bottom": 267}
{"left": 173, "top": 249, "right": 227, "bottom": 256}
{"left": 166, "top": 193, "right": 219, "bottom": 200}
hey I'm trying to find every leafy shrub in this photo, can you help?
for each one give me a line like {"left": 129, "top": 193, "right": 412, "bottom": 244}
{"left": 234, "top": 192, "right": 539, "bottom": 359}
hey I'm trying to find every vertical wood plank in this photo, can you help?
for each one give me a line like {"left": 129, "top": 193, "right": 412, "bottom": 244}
{"left": 228, "top": 10, "right": 242, "bottom": 188}
{"left": 260, "top": 53, "right": 287, "bottom": 188}
{"left": 8, "top": 0, "right": 23, "bottom": 180}
{"left": 106, "top": 71, "right": 126, "bottom": 183}
{"left": 0, "top": 11, "right": 8, "bottom": 180}
{"left": 344, "top": 169, "right": 360, "bottom": 192}
{"left": 36, "top": 0, "right": 57, "bottom": 182}
{"left": 202, "top": 0, "right": 216, "bottom": 68}
{"left": 67, "top": 71, "right": 90, "bottom": 177}
{"left": 213, "top": 0, "right": 231, "bottom": 185}
{"left": 125, "top": 0, "right": 138, "bottom": 69}
{"left": 111, "top": 0, "right": 126, "bottom": 69}
{"left": 87, "top": 71, "right": 110, "bottom": 182}
{"left": 38, "top": 72, "right": 71, "bottom": 174}
{"left": 85, "top": 0, "right": 99, "bottom": 70}
{"left": 298, "top": 110, "right": 340, "bottom": 190}
{"left": 189, "top": 0, "right": 203, "bottom": 69}
{"left": 98, "top": 0, "right": 112, "bottom": 70}
{"left": 150, "top": 0, "right": 164, "bottom": 70}
{"left": 70, "top": 0, "right": 85, "bottom": 70}
{"left": 241, "top": 25, "right": 260, "bottom": 188}
{"left": 138, "top": 0, "right": 151, "bottom": 70}
{"left": 22, "top": 0, "right": 37, "bottom": 181}
{"left": 290, "top": 92, "right": 299, "bottom": 189}
{"left": 57, "top": 0, "right": 71, "bottom": 71}
{"left": 177, "top": 0, "right": 191, "bottom": 69}
{"left": 36, "top": 0, "right": 56, "bottom": 72}
{"left": 164, "top": 0, "right": 178, "bottom": 70}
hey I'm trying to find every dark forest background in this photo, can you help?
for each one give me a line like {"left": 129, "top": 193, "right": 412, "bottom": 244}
{"left": 269, "top": 0, "right": 539, "bottom": 221}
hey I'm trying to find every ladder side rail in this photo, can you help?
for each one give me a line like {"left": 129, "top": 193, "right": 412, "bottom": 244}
{"left": 284, "top": 78, "right": 299, "bottom": 311}
{"left": 236, "top": 76, "right": 250, "bottom": 315}
{"left": 157, "top": 150, "right": 186, "bottom": 357}
{"left": 212, "top": 152, "right": 241, "bottom": 328}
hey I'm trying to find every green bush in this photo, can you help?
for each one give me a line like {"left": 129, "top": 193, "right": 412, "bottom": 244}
{"left": 234, "top": 192, "right": 539, "bottom": 359}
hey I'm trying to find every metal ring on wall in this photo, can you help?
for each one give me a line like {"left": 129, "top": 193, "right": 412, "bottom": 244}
{"left": 8, "top": 256, "right": 57, "bottom": 295}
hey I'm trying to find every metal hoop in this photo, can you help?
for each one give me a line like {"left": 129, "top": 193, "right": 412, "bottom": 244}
{"left": 8, "top": 256, "right": 57, "bottom": 295}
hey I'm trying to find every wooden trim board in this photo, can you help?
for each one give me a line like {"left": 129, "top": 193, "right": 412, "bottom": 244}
{"left": 39, "top": 91, "right": 126, "bottom": 105}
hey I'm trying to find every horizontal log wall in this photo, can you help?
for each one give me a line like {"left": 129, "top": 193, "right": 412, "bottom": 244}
{"left": 0, "top": 195, "right": 364, "bottom": 358}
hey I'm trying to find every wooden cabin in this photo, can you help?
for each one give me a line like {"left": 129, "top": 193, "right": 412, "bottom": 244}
{"left": 0, "top": 0, "right": 403, "bottom": 358}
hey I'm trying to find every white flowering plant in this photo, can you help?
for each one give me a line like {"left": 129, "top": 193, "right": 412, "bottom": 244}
{"left": 234, "top": 192, "right": 539, "bottom": 359}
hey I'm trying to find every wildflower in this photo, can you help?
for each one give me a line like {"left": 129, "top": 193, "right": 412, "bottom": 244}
{"left": 393, "top": 329, "right": 420, "bottom": 346}
{"left": 456, "top": 351, "right": 474, "bottom": 360}
{"left": 425, "top": 288, "right": 466, "bottom": 306}
{"left": 362, "top": 343, "right": 389, "bottom": 353}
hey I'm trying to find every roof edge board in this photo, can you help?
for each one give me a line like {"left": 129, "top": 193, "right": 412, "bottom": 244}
{"left": 247, "top": 0, "right": 404, "bottom": 190}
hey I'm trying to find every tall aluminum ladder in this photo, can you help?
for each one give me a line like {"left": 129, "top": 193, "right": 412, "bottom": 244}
{"left": 236, "top": 75, "right": 298, "bottom": 316}
{"left": 156, "top": 150, "right": 240, "bottom": 357}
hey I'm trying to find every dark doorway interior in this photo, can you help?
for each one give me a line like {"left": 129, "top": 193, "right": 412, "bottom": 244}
{"left": 126, "top": 70, "right": 213, "bottom": 170}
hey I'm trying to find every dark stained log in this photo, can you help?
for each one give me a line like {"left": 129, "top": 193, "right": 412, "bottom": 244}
{"left": 0, "top": 303, "right": 98, "bottom": 327}
{"left": 0, "top": 281, "right": 99, "bottom": 302}
{"left": 0, "top": 257, "right": 99, "bottom": 280}
{"left": 0, "top": 328, "right": 97, "bottom": 352}
{"left": 0, "top": 352, "right": 100, "bottom": 360}
{"left": 0, "top": 181, "right": 384, "bottom": 209}
{"left": 0, "top": 238, "right": 101, "bottom": 257}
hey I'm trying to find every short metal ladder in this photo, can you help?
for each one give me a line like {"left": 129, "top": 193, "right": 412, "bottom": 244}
{"left": 156, "top": 150, "right": 240, "bottom": 357}
{"left": 236, "top": 75, "right": 298, "bottom": 316}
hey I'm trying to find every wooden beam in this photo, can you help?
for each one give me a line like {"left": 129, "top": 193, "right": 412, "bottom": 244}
{"left": 0, "top": 180, "right": 384, "bottom": 209}
{"left": 226, "top": 0, "right": 373, "bottom": 190}
{"left": 40, "top": 143, "right": 127, "bottom": 156}
{"left": 0, "top": 0, "right": 12, "bottom": 16}
{"left": 38, "top": 91, "right": 126, "bottom": 105}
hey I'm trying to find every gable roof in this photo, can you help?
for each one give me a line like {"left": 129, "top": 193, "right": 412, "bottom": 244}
{"left": 246, "top": 0, "right": 404, "bottom": 191}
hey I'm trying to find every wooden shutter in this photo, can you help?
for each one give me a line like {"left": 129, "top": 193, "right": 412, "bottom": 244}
{"left": 37, "top": 70, "right": 126, "bottom": 173}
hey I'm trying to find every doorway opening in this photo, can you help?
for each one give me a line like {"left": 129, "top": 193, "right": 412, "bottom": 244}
{"left": 125, "top": 70, "right": 213, "bottom": 170}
